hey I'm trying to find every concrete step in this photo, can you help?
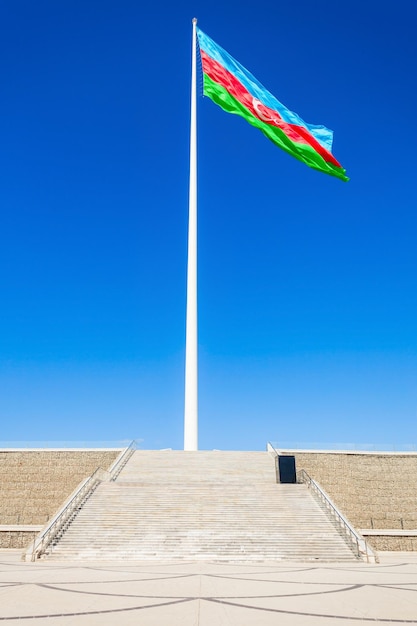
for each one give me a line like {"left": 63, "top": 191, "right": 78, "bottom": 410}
{"left": 45, "top": 450, "right": 359, "bottom": 562}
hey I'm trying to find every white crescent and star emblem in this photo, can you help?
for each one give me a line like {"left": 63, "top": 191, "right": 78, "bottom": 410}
{"left": 252, "top": 97, "right": 272, "bottom": 122}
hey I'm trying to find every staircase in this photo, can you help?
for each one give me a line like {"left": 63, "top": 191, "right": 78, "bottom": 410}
{"left": 46, "top": 450, "right": 358, "bottom": 561}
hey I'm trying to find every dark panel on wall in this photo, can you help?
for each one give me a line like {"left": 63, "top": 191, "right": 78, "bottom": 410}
{"left": 278, "top": 455, "right": 296, "bottom": 483}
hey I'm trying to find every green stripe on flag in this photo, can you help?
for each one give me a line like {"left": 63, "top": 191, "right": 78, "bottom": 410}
{"left": 203, "top": 74, "right": 349, "bottom": 182}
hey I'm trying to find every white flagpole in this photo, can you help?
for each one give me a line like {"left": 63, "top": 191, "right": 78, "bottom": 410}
{"left": 184, "top": 18, "right": 198, "bottom": 451}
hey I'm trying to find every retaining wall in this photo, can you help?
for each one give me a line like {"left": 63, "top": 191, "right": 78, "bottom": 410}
{"left": 285, "top": 451, "right": 417, "bottom": 550}
{"left": 0, "top": 450, "right": 119, "bottom": 548}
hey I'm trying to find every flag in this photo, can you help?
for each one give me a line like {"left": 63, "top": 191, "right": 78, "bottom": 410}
{"left": 196, "top": 28, "right": 349, "bottom": 182}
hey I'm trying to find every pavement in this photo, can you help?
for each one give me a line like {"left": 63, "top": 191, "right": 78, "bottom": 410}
{"left": 1, "top": 550, "right": 417, "bottom": 624}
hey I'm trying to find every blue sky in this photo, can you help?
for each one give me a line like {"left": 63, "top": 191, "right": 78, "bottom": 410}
{"left": 0, "top": 0, "right": 416, "bottom": 450}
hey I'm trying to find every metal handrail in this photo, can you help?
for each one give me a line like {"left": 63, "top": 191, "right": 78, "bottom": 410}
{"left": 27, "top": 440, "right": 137, "bottom": 561}
{"left": 297, "top": 469, "right": 378, "bottom": 563}
{"left": 266, "top": 442, "right": 280, "bottom": 482}
{"left": 28, "top": 467, "right": 107, "bottom": 561}
{"left": 267, "top": 443, "right": 378, "bottom": 563}
{"left": 108, "top": 439, "right": 137, "bottom": 481}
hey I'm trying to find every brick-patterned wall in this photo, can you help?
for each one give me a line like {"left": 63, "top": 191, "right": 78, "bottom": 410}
{"left": 288, "top": 452, "right": 417, "bottom": 530}
{"left": 365, "top": 536, "right": 417, "bottom": 551}
{"left": 0, "top": 451, "right": 119, "bottom": 525}
{"left": 0, "top": 531, "right": 38, "bottom": 549}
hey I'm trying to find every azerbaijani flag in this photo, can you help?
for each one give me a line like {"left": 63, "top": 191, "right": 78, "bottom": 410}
{"left": 197, "top": 28, "right": 349, "bottom": 182}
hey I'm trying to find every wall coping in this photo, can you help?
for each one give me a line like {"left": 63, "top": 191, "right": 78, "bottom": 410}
{"left": 0, "top": 525, "right": 43, "bottom": 532}
{"left": 278, "top": 449, "right": 417, "bottom": 456}
{"left": 0, "top": 448, "right": 124, "bottom": 452}
{"left": 360, "top": 529, "right": 417, "bottom": 536}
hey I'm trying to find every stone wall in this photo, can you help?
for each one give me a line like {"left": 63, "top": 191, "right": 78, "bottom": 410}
{"left": 0, "top": 531, "right": 39, "bottom": 549}
{"left": 286, "top": 451, "right": 417, "bottom": 532}
{"left": 365, "top": 536, "right": 417, "bottom": 551}
{"left": 0, "top": 450, "right": 119, "bottom": 526}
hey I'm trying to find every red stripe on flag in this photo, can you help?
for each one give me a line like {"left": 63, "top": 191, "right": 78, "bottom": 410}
{"left": 200, "top": 50, "right": 341, "bottom": 168}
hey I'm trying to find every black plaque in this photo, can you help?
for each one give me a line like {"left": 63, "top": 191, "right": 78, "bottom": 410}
{"left": 278, "top": 455, "right": 296, "bottom": 483}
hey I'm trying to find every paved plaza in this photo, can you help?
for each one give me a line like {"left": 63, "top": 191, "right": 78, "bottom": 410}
{"left": 1, "top": 551, "right": 417, "bottom": 624}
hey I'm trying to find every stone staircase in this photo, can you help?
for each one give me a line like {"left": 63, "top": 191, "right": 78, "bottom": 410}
{"left": 46, "top": 450, "right": 358, "bottom": 561}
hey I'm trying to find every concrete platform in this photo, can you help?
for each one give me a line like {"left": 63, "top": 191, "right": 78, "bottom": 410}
{"left": 1, "top": 550, "right": 417, "bottom": 624}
